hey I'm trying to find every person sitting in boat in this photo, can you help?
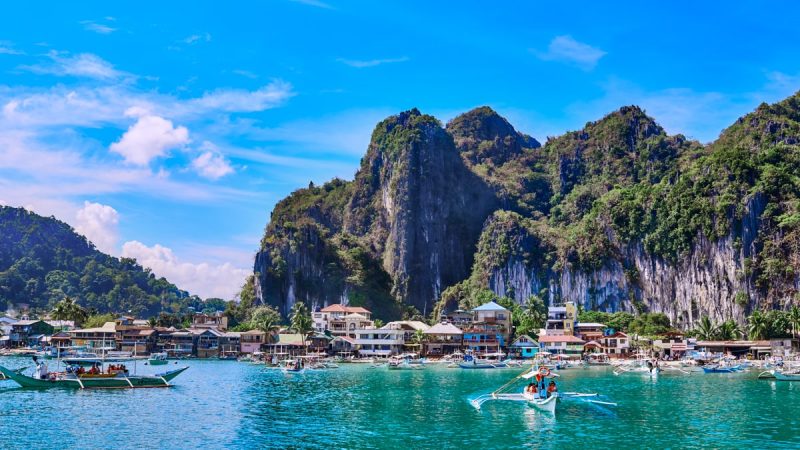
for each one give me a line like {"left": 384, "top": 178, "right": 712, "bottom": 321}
{"left": 547, "top": 381, "right": 557, "bottom": 397}
{"left": 76, "top": 366, "right": 86, "bottom": 375}
{"left": 525, "top": 382, "right": 537, "bottom": 394}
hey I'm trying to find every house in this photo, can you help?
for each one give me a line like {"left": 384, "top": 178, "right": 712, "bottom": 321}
{"left": 510, "top": 335, "right": 539, "bottom": 359}
{"left": 440, "top": 310, "right": 473, "bottom": 329}
{"left": 115, "top": 316, "right": 157, "bottom": 354}
{"left": 313, "top": 304, "right": 373, "bottom": 335}
{"left": 353, "top": 327, "right": 405, "bottom": 356}
{"left": 463, "top": 324, "right": 503, "bottom": 355}
{"left": 382, "top": 321, "right": 430, "bottom": 351}
{"left": 600, "top": 331, "right": 631, "bottom": 357}
{"left": 240, "top": 329, "right": 267, "bottom": 354}
{"left": 331, "top": 336, "right": 357, "bottom": 355}
{"left": 575, "top": 322, "right": 606, "bottom": 342}
{"left": 49, "top": 331, "right": 72, "bottom": 353}
{"left": 422, "top": 323, "right": 463, "bottom": 356}
{"left": 472, "top": 301, "right": 512, "bottom": 343}
{"left": 68, "top": 322, "right": 117, "bottom": 353}
{"left": 193, "top": 328, "right": 223, "bottom": 358}
{"left": 308, "top": 332, "right": 333, "bottom": 354}
{"left": 543, "top": 302, "right": 577, "bottom": 337}
{"left": 219, "top": 332, "right": 242, "bottom": 357}
{"left": 117, "top": 328, "right": 157, "bottom": 355}
{"left": 0, "top": 316, "right": 17, "bottom": 337}
{"left": 165, "top": 331, "right": 196, "bottom": 358}
{"left": 263, "top": 333, "right": 307, "bottom": 358}
{"left": 652, "top": 332, "right": 690, "bottom": 358}
{"left": 192, "top": 312, "right": 228, "bottom": 331}
{"left": 538, "top": 334, "right": 585, "bottom": 355}
{"left": 11, "top": 320, "right": 55, "bottom": 347}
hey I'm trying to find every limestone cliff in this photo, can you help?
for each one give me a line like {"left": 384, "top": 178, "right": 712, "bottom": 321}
{"left": 255, "top": 93, "right": 800, "bottom": 327}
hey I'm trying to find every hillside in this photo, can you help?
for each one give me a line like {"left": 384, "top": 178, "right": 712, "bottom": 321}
{"left": 254, "top": 92, "right": 800, "bottom": 327}
{"left": 0, "top": 206, "right": 196, "bottom": 317}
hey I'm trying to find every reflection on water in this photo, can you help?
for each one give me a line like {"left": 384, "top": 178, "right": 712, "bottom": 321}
{"left": 2, "top": 358, "right": 800, "bottom": 449}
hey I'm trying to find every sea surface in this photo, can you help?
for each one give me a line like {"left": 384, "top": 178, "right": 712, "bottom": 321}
{"left": 1, "top": 357, "right": 799, "bottom": 449}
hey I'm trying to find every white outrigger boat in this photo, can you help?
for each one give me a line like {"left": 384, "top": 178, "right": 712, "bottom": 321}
{"left": 458, "top": 352, "right": 509, "bottom": 369}
{"left": 387, "top": 353, "right": 425, "bottom": 370}
{"left": 470, "top": 366, "right": 617, "bottom": 415}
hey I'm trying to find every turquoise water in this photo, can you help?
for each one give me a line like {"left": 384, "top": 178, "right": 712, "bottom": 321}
{"left": 1, "top": 357, "right": 799, "bottom": 449}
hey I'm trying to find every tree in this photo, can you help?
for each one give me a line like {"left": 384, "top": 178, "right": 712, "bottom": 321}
{"left": 694, "top": 316, "right": 717, "bottom": 340}
{"left": 788, "top": 305, "right": 800, "bottom": 339}
{"left": 51, "top": 296, "right": 88, "bottom": 326}
{"left": 83, "top": 313, "right": 116, "bottom": 328}
{"left": 251, "top": 305, "right": 281, "bottom": 343}
{"left": 290, "top": 302, "right": 314, "bottom": 350}
{"left": 717, "top": 319, "right": 744, "bottom": 340}
{"left": 748, "top": 311, "right": 768, "bottom": 340}
{"left": 147, "top": 317, "right": 157, "bottom": 328}
{"left": 412, "top": 328, "right": 425, "bottom": 347}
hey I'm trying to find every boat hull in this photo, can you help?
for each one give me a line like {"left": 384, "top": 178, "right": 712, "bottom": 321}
{"left": 526, "top": 394, "right": 557, "bottom": 414}
{"left": 0, "top": 365, "right": 188, "bottom": 389}
{"left": 148, "top": 360, "right": 169, "bottom": 366}
{"left": 773, "top": 371, "right": 800, "bottom": 381}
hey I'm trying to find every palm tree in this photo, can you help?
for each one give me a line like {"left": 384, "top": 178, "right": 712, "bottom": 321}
{"left": 717, "top": 320, "right": 744, "bottom": 340}
{"left": 51, "top": 296, "right": 88, "bottom": 326}
{"left": 290, "top": 302, "right": 314, "bottom": 352}
{"left": 788, "top": 305, "right": 800, "bottom": 339}
{"left": 695, "top": 316, "right": 717, "bottom": 340}
{"left": 748, "top": 311, "right": 768, "bottom": 340}
{"left": 251, "top": 305, "right": 281, "bottom": 344}
{"left": 412, "top": 328, "right": 425, "bottom": 351}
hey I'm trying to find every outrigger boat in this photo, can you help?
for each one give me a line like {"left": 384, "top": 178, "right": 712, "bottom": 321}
{"left": 458, "top": 352, "right": 508, "bottom": 369}
{"left": 388, "top": 353, "right": 426, "bottom": 370}
{"left": 760, "top": 369, "right": 800, "bottom": 381}
{"left": 613, "top": 356, "right": 662, "bottom": 377}
{"left": 470, "top": 366, "right": 617, "bottom": 415}
{"left": 0, "top": 359, "right": 188, "bottom": 390}
{"left": 702, "top": 357, "right": 743, "bottom": 373}
{"left": 148, "top": 352, "right": 169, "bottom": 366}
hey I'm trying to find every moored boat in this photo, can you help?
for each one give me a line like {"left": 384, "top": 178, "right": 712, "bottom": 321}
{"left": 772, "top": 369, "right": 800, "bottom": 381}
{"left": 0, "top": 363, "right": 188, "bottom": 389}
{"left": 148, "top": 352, "right": 169, "bottom": 366}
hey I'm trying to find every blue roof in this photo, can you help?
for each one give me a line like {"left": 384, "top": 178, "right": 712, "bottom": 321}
{"left": 472, "top": 301, "right": 508, "bottom": 312}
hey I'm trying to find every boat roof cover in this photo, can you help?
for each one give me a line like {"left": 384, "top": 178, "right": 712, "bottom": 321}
{"left": 538, "top": 335, "right": 585, "bottom": 343}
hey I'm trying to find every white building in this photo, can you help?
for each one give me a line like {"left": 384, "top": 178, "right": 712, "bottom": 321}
{"left": 353, "top": 328, "right": 405, "bottom": 356}
{"left": 312, "top": 304, "right": 373, "bottom": 337}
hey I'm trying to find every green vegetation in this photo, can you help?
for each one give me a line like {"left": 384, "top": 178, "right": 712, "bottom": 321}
{"left": 0, "top": 206, "right": 201, "bottom": 318}
{"left": 51, "top": 297, "right": 88, "bottom": 326}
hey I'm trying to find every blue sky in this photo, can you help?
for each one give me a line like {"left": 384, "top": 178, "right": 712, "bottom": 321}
{"left": 1, "top": 1, "right": 800, "bottom": 300}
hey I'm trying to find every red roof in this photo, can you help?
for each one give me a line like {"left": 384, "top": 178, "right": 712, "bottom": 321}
{"left": 538, "top": 335, "right": 585, "bottom": 344}
{"left": 320, "top": 304, "right": 371, "bottom": 314}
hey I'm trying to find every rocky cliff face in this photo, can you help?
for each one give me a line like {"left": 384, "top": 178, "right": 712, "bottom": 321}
{"left": 256, "top": 93, "right": 800, "bottom": 326}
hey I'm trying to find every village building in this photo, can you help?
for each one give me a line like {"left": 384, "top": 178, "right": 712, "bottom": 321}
{"left": 652, "top": 332, "right": 691, "bottom": 358}
{"left": 68, "top": 322, "right": 116, "bottom": 353}
{"left": 542, "top": 302, "right": 577, "bottom": 337}
{"left": 599, "top": 331, "right": 631, "bottom": 357}
{"left": 10, "top": 320, "right": 54, "bottom": 347}
{"left": 263, "top": 333, "right": 307, "bottom": 359}
{"left": 353, "top": 327, "right": 405, "bottom": 356}
{"left": 538, "top": 334, "right": 585, "bottom": 355}
{"left": 219, "top": 331, "right": 242, "bottom": 357}
{"left": 165, "top": 330, "right": 195, "bottom": 358}
{"left": 574, "top": 322, "right": 606, "bottom": 342}
{"left": 313, "top": 304, "right": 373, "bottom": 334}
{"left": 191, "top": 312, "right": 228, "bottom": 331}
{"left": 422, "top": 323, "right": 463, "bottom": 356}
{"left": 240, "top": 329, "right": 267, "bottom": 354}
{"left": 439, "top": 310, "right": 473, "bottom": 329}
{"left": 509, "top": 334, "right": 539, "bottom": 359}
{"left": 193, "top": 328, "right": 223, "bottom": 358}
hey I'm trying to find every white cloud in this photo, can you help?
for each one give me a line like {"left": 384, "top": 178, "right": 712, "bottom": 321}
{"left": 81, "top": 20, "right": 116, "bottom": 34}
{"left": 122, "top": 240, "right": 250, "bottom": 300}
{"left": 110, "top": 114, "right": 189, "bottom": 165}
{"left": 192, "top": 142, "right": 234, "bottom": 180}
{"left": 189, "top": 80, "right": 294, "bottom": 113}
{"left": 535, "top": 35, "right": 606, "bottom": 70}
{"left": 183, "top": 33, "right": 212, "bottom": 44}
{"left": 336, "top": 56, "right": 409, "bottom": 68}
{"left": 74, "top": 201, "right": 119, "bottom": 254}
{"left": 21, "top": 51, "right": 124, "bottom": 80}
{"left": 291, "top": 0, "right": 334, "bottom": 9}
{"left": 0, "top": 41, "right": 23, "bottom": 55}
